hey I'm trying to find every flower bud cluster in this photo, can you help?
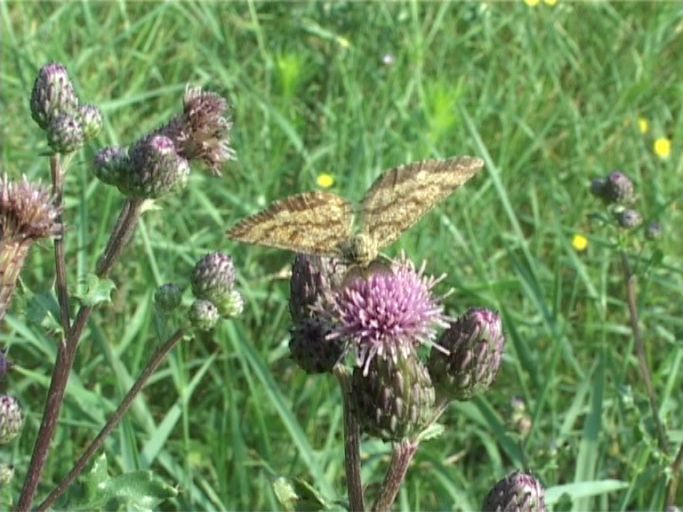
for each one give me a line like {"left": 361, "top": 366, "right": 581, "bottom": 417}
{"left": 30, "top": 63, "right": 103, "bottom": 154}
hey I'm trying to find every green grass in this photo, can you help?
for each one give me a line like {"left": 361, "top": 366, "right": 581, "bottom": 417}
{"left": 2, "top": 1, "right": 683, "bottom": 510}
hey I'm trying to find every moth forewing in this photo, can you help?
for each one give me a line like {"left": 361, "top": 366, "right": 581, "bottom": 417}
{"left": 360, "top": 156, "right": 485, "bottom": 249}
{"left": 227, "top": 191, "right": 354, "bottom": 257}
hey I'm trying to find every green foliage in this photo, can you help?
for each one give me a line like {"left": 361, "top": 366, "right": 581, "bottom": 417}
{"left": 1, "top": 1, "right": 682, "bottom": 510}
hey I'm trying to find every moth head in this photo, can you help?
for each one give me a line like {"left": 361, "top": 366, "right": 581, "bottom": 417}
{"left": 341, "top": 234, "right": 378, "bottom": 266}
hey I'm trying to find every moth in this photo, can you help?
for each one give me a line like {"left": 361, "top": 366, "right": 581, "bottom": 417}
{"left": 227, "top": 156, "right": 485, "bottom": 266}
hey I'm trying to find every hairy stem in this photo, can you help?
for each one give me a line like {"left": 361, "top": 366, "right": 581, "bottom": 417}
{"left": 334, "top": 365, "right": 365, "bottom": 512}
{"left": 37, "top": 329, "right": 185, "bottom": 511}
{"left": 620, "top": 253, "right": 668, "bottom": 454}
{"left": 372, "top": 440, "right": 418, "bottom": 512}
{"left": 17, "top": 198, "right": 145, "bottom": 511}
{"left": 50, "top": 153, "right": 71, "bottom": 332}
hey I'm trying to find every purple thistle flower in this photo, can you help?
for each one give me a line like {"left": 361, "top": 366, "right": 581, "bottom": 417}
{"left": 323, "top": 257, "right": 449, "bottom": 374}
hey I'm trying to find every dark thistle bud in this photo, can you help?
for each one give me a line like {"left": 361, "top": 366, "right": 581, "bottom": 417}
{"left": 645, "top": 221, "right": 663, "bottom": 240}
{"left": 428, "top": 308, "right": 505, "bottom": 402}
{"left": 123, "top": 135, "right": 190, "bottom": 198}
{"left": 602, "top": 171, "right": 634, "bottom": 205}
{"left": 93, "top": 147, "right": 129, "bottom": 187}
{"left": 77, "top": 104, "right": 103, "bottom": 140}
{"left": 590, "top": 178, "right": 606, "bottom": 199}
{"left": 290, "top": 255, "right": 347, "bottom": 324}
{"left": 1, "top": 176, "right": 61, "bottom": 321}
{"left": 192, "top": 252, "right": 235, "bottom": 303}
{"left": 289, "top": 317, "right": 345, "bottom": 374}
{"left": 482, "top": 470, "right": 547, "bottom": 512}
{"left": 155, "top": 283, "right": 183, "bottom": 312}
{"left": 157, "top": 86, "right": 236, "bottom": 175}
{"left": 616, "top": 209, "right": 642, "bottom": 229}
{"left": 351, "top": 351, "right": 435, "bottom": 442}
{"left": 0, "top": 395, "right": 24, "bottom": 444}
{"left": 189, "top": 299, "right": 220, "bottom": 331}
{"left": 30, "top": 63, "right": 79, "bottom": 130}
{"left": 47, "top": 113, "right": 85, "bottom": 154}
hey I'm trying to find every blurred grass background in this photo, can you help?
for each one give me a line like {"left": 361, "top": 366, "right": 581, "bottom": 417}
{"left": 1, "top": 1, "right": 683, "bottom": 510}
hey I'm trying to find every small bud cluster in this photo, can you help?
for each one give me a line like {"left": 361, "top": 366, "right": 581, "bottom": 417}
{"left": 93, "top": 86, "right": 234, "bottom": 200}
{"left": 30, "top": 63, "right": 102, "bottom": 154}
{"left": 589, "top": 170, "right": 662, "bottom": 239}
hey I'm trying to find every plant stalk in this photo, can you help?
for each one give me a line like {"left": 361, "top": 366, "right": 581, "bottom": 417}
{"left": 372, "top": 439, "right": 418, "bottom": 512}
{"left": 37, "top": 328, "right": 185, "bottom": 511}
{"left": 16, "top": 198, "right": 145, "bottom": 511}
{"left": 334, "top": 365, "right": 365, "bottom": 512}
{"left": 50, "top": 153, "right": 71, "bottom": 332}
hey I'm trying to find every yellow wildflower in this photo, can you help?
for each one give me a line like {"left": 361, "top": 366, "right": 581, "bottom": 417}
{"left": 316, "top": 173, "right": 335, "bottom": 189}
{"left": 637, "top": 117, "right": 649, "bottom": 134}
{"left": 543, "top": 0, "right": 558, "bottom": 5}
{"left": 572, "top": 234, "right": 588, "bottom": 252}
{"left": 524, "top": 0, "right": 541, "bottom": 5}
{"left": 654, "top": 137, "right": 671, "bottom": 159}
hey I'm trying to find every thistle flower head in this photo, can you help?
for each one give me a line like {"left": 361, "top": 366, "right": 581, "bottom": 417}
{"left": 0, "top": 395, "right": 24, "bottom": 444}
{"left": 428, "top": 308, "right": 505, "bottom": 402}
{"left": 0, "top": 176, "right": 61, "bottom": 242}
{"left": 191, "top": 252, "right": 243, "bottom": 318}
{"left": 482, "top": 470, "right": 547, "bottom": 512}
{"left": 157, "top": 86, "right": 236, "bottom": 176}
{"left": 93, "top": 146, "right": 130, "bottom": 187}
{"left": 602, "top": 171, "right": 634, "bottom": 204}
{"left": 30, "top": 62, "right": 79, "bottom": 130}
{"left": 122, "top": 134, "right": 190, "bottom": 198}
{"left": 47, "top": 113, "right": 85, "bottom": 154}
{"left": 289, "top": 255, "right": 347, "bottom": 324}
{"left": 77, "top": 104, "right": 103, "bottom": 140}
{"left": 616, "top": 208, "right": 642, "bottom": 229}
{"left": 189, "top": 299, "right": 220, "bottom": 331}
{"left": 323, "top": 256, "right": 448, "bottom": 374}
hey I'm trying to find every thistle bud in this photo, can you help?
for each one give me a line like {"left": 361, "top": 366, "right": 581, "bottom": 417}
{"left": 215, "top": 290, "right": 244, "bottom": 319}
{"left": 155, "top": 283, "right": 183, "bottom": 312}
{"left": 428, "top": 308, "right": 505, "bottom": 402}
{"left": 77, "top": 104, "right": 103, "bottom": 140}
{"left": 189, "top": 299, "right": 219, "bottom": 331}
{"left": 122, "top": 135, "right": 190, "bottom": 198}
{"left": 482, "top": 471, "right": 547, "bottom": 512}
{"left": 289, "top": 255, "right": 346, "bottom": 323}
{"left": 616, "top": 209, "right": 642, "bottom": 229}
{"left": 191, "top": 252, "right": 235, "bottom": 302}
{"left": 93, "top": 147, "right": 129, "bottom": 187}
{"left": 30, "top": 63, "right": 79, "bottom": 130}
{"left": 0, "top": 395, "right": 24, "bottom": 444}
{"left": 602, "top": 171, "right": 634, "bottom": 205}
{"left": 351, "top": 351, "right": 435, "bottom": 442}
{"left": 47, "top": 113, "right": 85, "bottom": 154}
{"left": 0, "top": 463, "right": 14, "bottom": 487}
{"left": 645, "top": 221, "right": 663, "bottom": 240}
{"left": 590, "top": 178, "right": 606, "bottom": 199}
{"left": 289, "top": 317, "right": 344, "bottom": 374}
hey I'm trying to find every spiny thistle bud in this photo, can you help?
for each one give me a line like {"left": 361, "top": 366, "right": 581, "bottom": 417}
{"left": 290, "top": 255, "right": 347, "bottom": 324}
{"left": 47, "top": 113, "right": 85, "bottom": 154}
{"left": 93, "top": 147, "right": 129, "bottom": 187}
{"left": 122, "top": 135, "right": 190, "bottom": 198}
{"left": 602, "top": 171, "right": 634, "bottom": 205}
{"left": 646, "top": 221, "right": 663, "bottom": 240}
{"left": 0, "top": 395, "right": 24, "bottom": 444}
{"left": 192, "top": 252, "right": 235, "bottom": 301}
{"left": 77, "top": 104, "right": 103, "bottom": 140}
{"left": 189, "top": 299, "right": 219, "bottom": 331}
{"left": 616, "top": 209, "right": 642, "bottom": 229}
{"left": 428, "top": 308, "right": 505, "bottom": 402}
{"left": 156, "top": 86, "right": 236, "bottom": 175}
{"left": 214, "top": 289, "right": 244, "bottom": 319}
{"left": 289, "top": 317, "right": 345, "bottom": 374}
{"left": 0, "top": 463, "right": 14, "bottom": 486}
{"left": 321, "top": 257, "right": 448, "bottom": 375}
{"left": 482, "top": 470, "right": 547, "bottom": 512}
{"left": 351, "top": 351, "right": 435, "bottom": 442}
{"left": 155, "top": 283, "right": 183, "bottom": 312}
{"left": 1, "top": 176, "right": 61, "bottom": 321}
{"left": 30, "top": 63, "right": 79, "bottom": 130}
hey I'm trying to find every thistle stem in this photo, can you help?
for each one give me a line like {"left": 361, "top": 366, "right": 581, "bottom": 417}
{"left": 36, "top": 329, "right": 185, "bottom": 511}
{"left": 668, "top": 441, "right": 683, "bottom": 506}
{"left": 620, "top": 252, "right": 668, "bottom": 453}
{"left": 17, "top": 198, "right": 145, "bottom": 512}
{"left": 50, "top": 153, "right": 71, "bottom": 332}
{"left": 334, "top": 365, "right": 365, "bottom": 512}
{"left": 372, "top": 440, "right": 418, "bottom": 512}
